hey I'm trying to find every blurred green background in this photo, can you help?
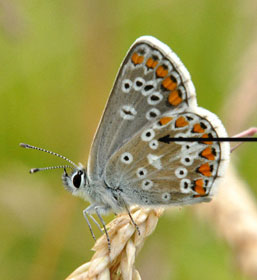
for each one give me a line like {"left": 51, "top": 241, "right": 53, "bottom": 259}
{"left": 1, "top": 0, "right": 257, "bottom": 279}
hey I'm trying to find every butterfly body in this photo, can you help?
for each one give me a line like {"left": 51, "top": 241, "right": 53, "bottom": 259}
{"left": 62, "top": 36, "right": 230, "bottom": 217}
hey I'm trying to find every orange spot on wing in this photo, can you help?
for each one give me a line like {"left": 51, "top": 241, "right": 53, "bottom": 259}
{"left": 201, "top": 147, "right": 215, "bottom": 160}
{"left": 159, "top": 116, "right": 173, "bottom": 125}
{"left": 156, "top": 65, "right": 168, "bottom": 77}
{"left": 201, "top": 133, "right": 213, "bottom": 145}
{"left": 194, "top": 179, "right": 206, "bottom": 195}
{"left": 193, "top": 123, "right": 205, "bottom": 133}
{"left": 198, "top": 163, "right": 212, "bottom": 177}
{"left": 146, "top": 58, "right": 158, "bottom": 69}
{"left": 138, "top": 57, "right": 144, "bottom": 64}
{"left": 168, "top": 90, "right": 183, "bottom": 106}
{"left": 131, "top": 53, "right": 144, "bottom": 64}
{"left": 162, "top": 76, "right": 177, "bottom": 91}
{"left": 175, "top": 116, "right": 189, "bottom": 127}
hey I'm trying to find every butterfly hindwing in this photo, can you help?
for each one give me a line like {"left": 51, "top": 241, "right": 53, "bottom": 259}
{"left": 104, "top": 107, "right": 230, "bottom": 206}
{"left": 88, "top": 36, "right": 197, "bottom": 180}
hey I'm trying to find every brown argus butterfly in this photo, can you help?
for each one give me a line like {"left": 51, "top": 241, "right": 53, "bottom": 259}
{"left": 21, "top": 36, "right": 233, "bottom": 248}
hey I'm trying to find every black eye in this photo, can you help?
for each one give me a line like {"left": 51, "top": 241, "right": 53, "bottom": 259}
{"left": 73, "top": 170, "right": 83, "bottom": 188}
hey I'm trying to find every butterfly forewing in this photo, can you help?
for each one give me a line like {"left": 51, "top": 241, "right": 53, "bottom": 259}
{"left": 88, "top": 36, "right": 197, "bottom": 180}
{"left": 104, "top": 107, "right": 230, "bottom": 206}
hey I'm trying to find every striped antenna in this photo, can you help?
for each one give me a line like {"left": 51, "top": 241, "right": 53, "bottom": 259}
{"left": 29, "top": 165, "right": 73, "bottom": 174}
{"left": 20, "top": 143, "right": 78, "bottom": 173}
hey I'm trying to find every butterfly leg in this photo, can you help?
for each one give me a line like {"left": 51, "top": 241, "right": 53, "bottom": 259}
{"left": 83, "top": 208, "right": 97, "bottom": 241}
{"left": 83, "top": 204, "right": 106, "bottom": 240}
{"left": 119, "top": 196, "right": 141, "bottom": 236}
{"left": 94, "top": 206, "right": 111, "bottom": 251}
{"left": 89, "top": 214, "right": 104, "bottom": 234}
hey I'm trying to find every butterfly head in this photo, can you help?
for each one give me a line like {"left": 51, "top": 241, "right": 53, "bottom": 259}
{"left": 62, "top": 164, "right": 88, "bottom": 195}
{"left": 20, "top": 143, "right": 88, "bottom": 197}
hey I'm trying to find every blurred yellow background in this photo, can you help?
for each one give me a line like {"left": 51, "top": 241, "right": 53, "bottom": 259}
{"left": 1, "top": 0, "right": 257, "bottom": 279}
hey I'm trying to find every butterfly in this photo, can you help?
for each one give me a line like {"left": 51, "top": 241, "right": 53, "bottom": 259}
{"left": 21, "top": 36, "right": 230, "bottom": 246}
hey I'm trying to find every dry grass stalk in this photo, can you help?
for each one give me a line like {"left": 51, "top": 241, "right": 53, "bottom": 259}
{"left": 194, "top": 165, "right": 257, "bottom": 279}
{"left": 66, "top": 207, "right": 164, "bottom": 280}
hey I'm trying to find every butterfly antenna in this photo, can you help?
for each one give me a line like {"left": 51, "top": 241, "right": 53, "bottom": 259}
{"left": 20, "top": 143, "right": 78, "bottom": 173}
{"left": 30, "top": 165, "right": 73, "bottom": 174}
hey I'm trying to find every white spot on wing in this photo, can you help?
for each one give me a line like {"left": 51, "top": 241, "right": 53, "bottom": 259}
{"left": 161, "top": 192, "right": 171, "bottom": 201}
{"left": 142, "top": 179, "right": 153, "bottom": 190}
{"left": 141, "top": 129, "right": 155, "bottom": 141}
{"left": 146, "top": 108, "right": 160, "bottom": 121}
{"left": 181, "top": 155, "right": 194, "bottom": 166}
{"left": 180, "top": 179, "right": 191, "bottom": 193}
{"left": 120, "top": 105, "right": 137, "bottom": 120}
{"left": 152, "top": 50, "right": 162, "bottom": 61}
{"left": 170, "top": 71, "right": 181, "bottom": 86}
{"left": 147, "top": 91, "right": 163, "bottom": 105}
{"left": 133, "top": 77, "right": 145, "bottom": 91}
{"left": 147, "top": 154, "right": 162, "bottom": 170}
{"left": 122, "top": 79, "right": 132, "bottom": 93}
{"left": 120, "top": 152, "right": 133, "bottom": 164}
{"left": 175, "top": 167, "right": 188, "bottom": 178}
{"left": 178, "top": 86, "right": 186, "bottom": 100}
{"left": 137, "top": 167, "right": 148, "bottom": 178}
{"left": 160, "top": 60, "right": 172, "bottom": 73}
{"left": 141, "top": 81, "right": 156, "bottom": 96}
{"left": 149, "top": 140, "right": 158, "bottom": 150}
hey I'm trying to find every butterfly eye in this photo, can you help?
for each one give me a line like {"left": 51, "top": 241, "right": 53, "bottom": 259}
{"left": 73, "top": 170, "right": 83, "bottom": 188}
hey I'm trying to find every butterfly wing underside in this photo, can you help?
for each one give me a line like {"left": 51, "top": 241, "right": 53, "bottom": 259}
{"left": 104, "top": 107, "right": 230, "bottom": 206}
{"left": 88, "top": 36, "right": 197, "bottom": 180}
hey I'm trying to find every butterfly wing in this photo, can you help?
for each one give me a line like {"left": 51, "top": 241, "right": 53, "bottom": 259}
{"left": 104, "top": 108, "right": 230, "bottom": 206}
{"left": 88, "top": 36, "right": 197, "bottom": 180}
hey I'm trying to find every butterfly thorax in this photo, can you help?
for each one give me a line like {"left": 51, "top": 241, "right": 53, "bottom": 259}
{"left": 62, "top": 166, "right": 125, "bottom": 213}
